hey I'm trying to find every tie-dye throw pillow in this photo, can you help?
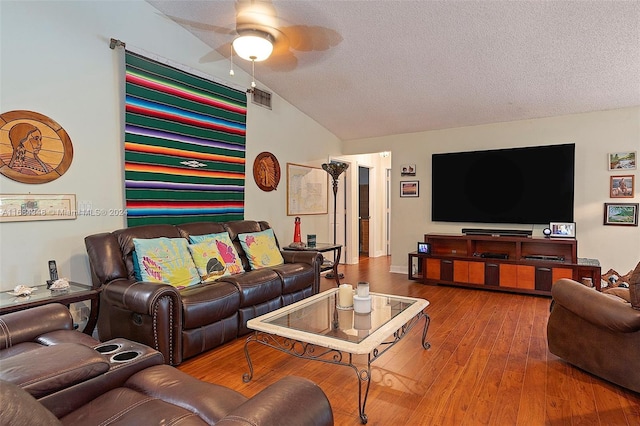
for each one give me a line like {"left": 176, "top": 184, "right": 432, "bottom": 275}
{"left": 188, "top": 232, "right": 244, "bottom": 275}
{"left": 187, "top": 239, "right": 236, "bottom": 283}
{"left": 237, "top": 228, "right": 284, "bottom": 269}
{"left": 132, "top": 237, "right": 200, "bottom": 289}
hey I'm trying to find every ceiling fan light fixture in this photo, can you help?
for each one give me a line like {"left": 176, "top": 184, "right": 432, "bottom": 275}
{"left": 232, "top": 30, "right": 274, "bottom": 62}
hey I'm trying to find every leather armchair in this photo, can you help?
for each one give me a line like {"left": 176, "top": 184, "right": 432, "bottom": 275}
{"left": 547, "top": 278, "right": 640, "bottom": 393}
{"left": 2, "top": 363, "right": 333, "bottom": 426}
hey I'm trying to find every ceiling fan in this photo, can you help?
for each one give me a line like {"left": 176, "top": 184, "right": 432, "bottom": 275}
{"left": 153, "top": 0, "right": 342, "bottom": 73}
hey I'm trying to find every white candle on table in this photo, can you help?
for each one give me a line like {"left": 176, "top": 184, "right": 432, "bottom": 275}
{"left": 338, "top": 284, "right": 353, "bottom": 307}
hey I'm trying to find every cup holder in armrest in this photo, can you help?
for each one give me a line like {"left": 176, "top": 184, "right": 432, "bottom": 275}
{"left": 94, "top": 343, "right": 122, "bottom": 354}
{"left": 110, "top": 350, "right": 142, "bottom": 363}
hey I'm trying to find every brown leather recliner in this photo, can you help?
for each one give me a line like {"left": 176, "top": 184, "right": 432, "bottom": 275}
{"left": 0, "top": 304, "right": 334, "bottom": 425}
{"left": 1, "top": 368, "right": 334, "bottom": 426}
{"left": 85, "top": 220, "right": 323, "bottom": 365}
{"left": 547, "top": 278, "right": 640, "bottom": 393}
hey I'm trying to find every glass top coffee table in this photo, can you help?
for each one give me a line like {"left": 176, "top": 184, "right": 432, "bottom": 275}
{"left": 244, "top": 288, "right": 430, "bottom": 424}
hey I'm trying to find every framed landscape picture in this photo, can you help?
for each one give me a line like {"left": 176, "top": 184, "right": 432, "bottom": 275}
{"left": 608, "top": 151, "right": 636, "bottom": 170}
{"left": 603, "top": 203, "right": 638, "bottom": 226}
{"left": 400, "top": 181, "right": 419, "bottom": 197}
{"left": 610, "top": 175, "right": 634, "bottom": 198}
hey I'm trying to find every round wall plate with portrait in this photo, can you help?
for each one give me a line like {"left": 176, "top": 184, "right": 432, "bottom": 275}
{"left": 253, "top": 151, "right": 280, "bottom": 192}
{"left": 0, "top": 110, "right": 74, "bottom": 184}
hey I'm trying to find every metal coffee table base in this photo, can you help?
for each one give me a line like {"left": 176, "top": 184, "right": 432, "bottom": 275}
{"left": 243, "top": 311, "right": 430, "bottom": 424}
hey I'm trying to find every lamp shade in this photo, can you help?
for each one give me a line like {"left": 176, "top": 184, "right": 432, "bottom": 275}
{"left": 232, "top": 31, "right": 274, "bottom": 62}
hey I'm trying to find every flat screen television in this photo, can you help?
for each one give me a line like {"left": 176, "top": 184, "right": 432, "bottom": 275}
{"left": 432, "top": 143, "right": 575, "bottom": 225}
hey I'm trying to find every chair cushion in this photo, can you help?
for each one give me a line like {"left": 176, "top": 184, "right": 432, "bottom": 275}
{"left": 237, "top": 228, "right": 284, "bottom": 269}
{"left": 133, "top": 237, "right": 200, "bottom": 289}
{"left": 0, "top": 343, "right": 110, "bottom": 399}
{"left": 180, "top": 282, "right": 240, "bottom": 329}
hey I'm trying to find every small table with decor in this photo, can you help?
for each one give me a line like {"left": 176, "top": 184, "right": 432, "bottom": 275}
{"left": 282, "top": 243, "right": 343, "bottom": 286}
{"left": 0, "top": 282, "right": 99, "bottom": 335}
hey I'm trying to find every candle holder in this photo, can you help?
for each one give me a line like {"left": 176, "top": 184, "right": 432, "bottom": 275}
{"left": 357, "top": 281, "right": 369, "bottom": 298}
{"left": 353, "top": 294, "right": 372, "bottom": 314}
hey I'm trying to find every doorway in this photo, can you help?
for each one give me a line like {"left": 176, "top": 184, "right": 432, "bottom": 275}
{"left": 359, "top": 166, "right": 371, "bottom": 256}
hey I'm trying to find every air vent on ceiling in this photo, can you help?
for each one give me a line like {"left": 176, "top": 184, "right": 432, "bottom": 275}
{"left": 251, "top": 87, "right": 272, "bottom": 109}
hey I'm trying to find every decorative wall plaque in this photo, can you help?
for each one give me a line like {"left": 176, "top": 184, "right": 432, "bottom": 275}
{"left": 0, "top": 110, "right": 74, "bottom": 184}
{"left": 253, "top": 151, "right": 280, "bottom": 192}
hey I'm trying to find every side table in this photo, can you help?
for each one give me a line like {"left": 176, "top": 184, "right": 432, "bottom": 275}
{"left": 0, "top": 282, "right": 99, "bottom": 335}
{"left": 283, "top": 243, "right": 343, "bottom": 286}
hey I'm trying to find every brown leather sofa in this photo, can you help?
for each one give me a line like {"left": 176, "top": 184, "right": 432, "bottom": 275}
{"left": 0, "top": 304, "right": 334, "bottom": 425}
{"left": 547, "top": 278, "right": 640, "bottom": 393}
{"left": 85, "top": 220, "right": 323, "bottom": 365}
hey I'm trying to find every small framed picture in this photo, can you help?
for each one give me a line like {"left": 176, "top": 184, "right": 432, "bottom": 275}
{"left": 400, "top": 181, "right": 419, "bottom": 197}
{"left": 610, "top": 175, "right": 634, "bottom": 198}
{"left": 417, "top": 242, "right": 431, "bottom": 254}
{"left": 608, "top": 151, "right": 636, "bottom": 170}
{"left": 549, "top": 222, "right": 576, "bottom": 238}
{"left": 401, "top": 164, "right": 416, "bottom": 176}
{"left": 604, "top": 203, "right": 639, "bottom": 226}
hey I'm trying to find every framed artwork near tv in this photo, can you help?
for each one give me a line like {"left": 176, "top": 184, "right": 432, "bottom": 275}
{"left": 400, "top": 164, "right": 416, "bottom": 176}
{"left": 400, "top": 181, "right": 419, "bottom": 197}
{"left": 610, "top": 175, "right": 634, "bottom": 198}
{"left": 603, "top": 203, "right": 638, "bottom": 226}
{"left": 607, "top": 151, "right": 636, "bottom": 170}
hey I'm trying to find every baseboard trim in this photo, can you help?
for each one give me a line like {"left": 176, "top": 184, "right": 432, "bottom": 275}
{"left": 389, "top": 265, "right": 407, "bottom": 275}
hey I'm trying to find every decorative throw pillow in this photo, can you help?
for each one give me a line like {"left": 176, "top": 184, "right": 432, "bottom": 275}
{"left": 188, "top": 232, "right": 244, "bottom": 275}
{"left": 237, "top": 228, "right": 284, "bottom": 269}
{"left": 628, "top": 261, "right": 640, "bottom": 310}
{"left": 132, "top": 237, "right": 200, "bottom": 289}
{"left": 187, "top": 240, "right": 236, "bottom": 282}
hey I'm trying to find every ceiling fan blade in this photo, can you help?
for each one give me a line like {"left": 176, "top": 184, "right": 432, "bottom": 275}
{"left": 280, "top": 25, "right": 343, "bottom": 52}
{"left": 265, "top": 48, "right": 298, "bottom": 72}
{"left": 162, "top": 14, "right": 235, "bottom": 35}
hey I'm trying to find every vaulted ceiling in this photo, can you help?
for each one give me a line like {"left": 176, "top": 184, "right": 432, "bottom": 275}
{"left": 147, "top": 1, "right": 640, "bottom": 141}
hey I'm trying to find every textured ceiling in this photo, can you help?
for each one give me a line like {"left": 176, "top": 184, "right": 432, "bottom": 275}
{"left": 146, "top": 1, "right": 640, "bottom": 141}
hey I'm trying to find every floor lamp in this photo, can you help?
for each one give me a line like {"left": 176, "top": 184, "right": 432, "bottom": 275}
{"left": 322, "top": 161, "right": 349, "bottom": 280}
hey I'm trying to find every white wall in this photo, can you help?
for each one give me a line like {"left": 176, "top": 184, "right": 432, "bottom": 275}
{"left": 343, "top": 108, "right": 640, "bottom": 275}
{"left": 0, "top": 0, "right": 340, "bottom": 289}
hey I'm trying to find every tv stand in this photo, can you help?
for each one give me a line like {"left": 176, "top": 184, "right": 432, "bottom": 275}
{"left": 419, "top": 233, "right": 600, "bottom": 295}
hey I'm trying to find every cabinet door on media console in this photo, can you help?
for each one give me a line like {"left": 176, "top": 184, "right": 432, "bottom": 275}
{"left": 499, "top": 264, "right": 535, "bottom": 289}
{"left": 426, "top": 258, "right": 441, "bottom": 280}
{"left": 453, "top": 260, "right": 484, "bottom": 285}
{"left": 534, "top": 266, "right": 573, "bottom": 292}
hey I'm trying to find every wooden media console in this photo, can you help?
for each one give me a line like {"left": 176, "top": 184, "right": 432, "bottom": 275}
{"left": 416, "top": 233, "right": 601, "bottom": 296}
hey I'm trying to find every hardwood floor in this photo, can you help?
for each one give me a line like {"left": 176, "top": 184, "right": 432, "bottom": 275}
{"left": 178, "top": 256, "right": 640, "bottom": 425}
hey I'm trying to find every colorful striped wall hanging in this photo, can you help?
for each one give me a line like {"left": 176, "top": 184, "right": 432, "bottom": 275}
{"left": 123, "top": 50, "right": 247, "bottom": 226}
